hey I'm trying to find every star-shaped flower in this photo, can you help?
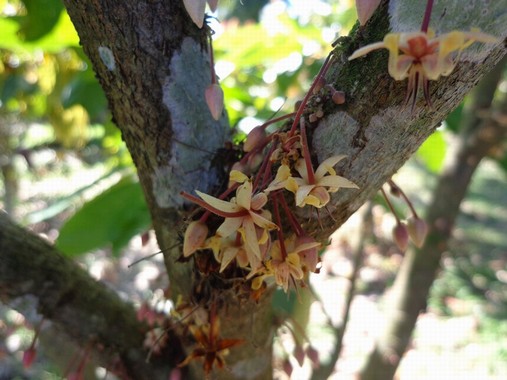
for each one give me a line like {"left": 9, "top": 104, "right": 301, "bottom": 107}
{"left": 349, "top": 28, "right": 498, "bottom": 106}
{"left": 293, "top": 155, "right": 358, "bottom": 208}
{"left": 266, "top": 156, "right": 358, "bottom": 209}
{"left": 192, "top": 179, "right": 278, "bottom": 265}
{"left": 178, "top": 312, "right": 244, "bottom": 375}
{"left": 251, "top": 235, "right": 321, "bottom": 292}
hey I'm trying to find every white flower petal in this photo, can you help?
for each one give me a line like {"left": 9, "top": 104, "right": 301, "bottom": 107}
{"left": 249, "top": 211, "right": 278, "bottom": 231}
{"left": 217, "top": 217, "right": 243, "bottom": 238}
{"left": 242, "top": 218, "right": 261, "bottom": 259}
{"left": 295, "top": 184, "right": 315, "bottom": 207}
{"left": 318, "top": 175, "right": 358, "bottom": 189}
{"left": 236, "top": 181, "right": 252, "bottom": 210}
{"left": 196, "top": 190, "right": 241, "bottom": 213}
{"left": 295, "top": 159, "right": 310, "bottom": 183}
{"left": 315, "top": 155, "right": 346, "bottom": 180}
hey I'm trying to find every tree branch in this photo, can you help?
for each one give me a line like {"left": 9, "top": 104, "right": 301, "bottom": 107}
{"left": 306, "top": 1, "right": 507, "bottom": 239}
{"left": 0, "top": 212, "right": 173, "bottom": 380}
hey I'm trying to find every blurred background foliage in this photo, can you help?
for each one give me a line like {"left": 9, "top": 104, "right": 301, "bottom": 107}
{"left": 1, "top": 0, "right": 507, "bottom": 379}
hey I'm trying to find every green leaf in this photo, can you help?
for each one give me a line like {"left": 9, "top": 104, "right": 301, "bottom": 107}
{"left": 272, "top": 288, "right": 297, "bottom": 315}
{"left": 416, "top": 130, "right": 446, "bottom": 173}
{"left": 0, "top": 17, "right": 21, "bottom": 50}
{"left": 19, "top": 0, "right": 64, "bottom": 41}
{"left": 0, "top": 9, "right": 79, "bottom": 52}
{"left": 56, "top": 178, "right": 151, "bottom": 257}
{"left": 62, "top": 76, "right": 108, "bottom": 120}
{"left": 445, "top": 103, "right": 464, "bottom": 133}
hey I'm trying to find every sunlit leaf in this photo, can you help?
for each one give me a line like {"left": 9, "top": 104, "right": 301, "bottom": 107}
{"left": 56, "top": 178, "right": 151, "bottom": 257}
{"left": 0, "top": 17, "right": 20, "bottom": 50}
{"left": 416, "top": 130, "right": 446, "bottom": 173}
{"left": 0, "top": 9, "right": 79, "bottom": 52}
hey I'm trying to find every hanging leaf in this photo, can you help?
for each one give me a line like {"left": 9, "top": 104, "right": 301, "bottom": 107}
{"left": 19, "top": 0, "right": 65, "bottom": 41}
{"left": 56, "top": 178, "right": 151, "bottom": 257}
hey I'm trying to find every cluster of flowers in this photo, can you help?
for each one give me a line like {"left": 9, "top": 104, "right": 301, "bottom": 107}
{"left": 175, "top": 0, "right": 499, "bottom": 376}
{"left": 180, "top": 0, "right": 499, "bottom": 295}
{"left": 182, "top": 111, "right": 359, "bottom": 292}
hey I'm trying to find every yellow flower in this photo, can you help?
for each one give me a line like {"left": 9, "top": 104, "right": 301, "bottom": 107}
{"left": 264, "top": 164, "right": 299, "bottom": 193}
{"left": 266, "top": 156, "right": 357, "bottom": 209}
{"left": 349, "top": 29, "right": 498, "bottom": 106}
{"left": 293, "top": 155, "right": 358, "bottom": 208}
{"left": 252, "top": 235, "right": 321, "bottom": 293}
{"left": 195, "top": 180, "right": 278, "bottom": 264}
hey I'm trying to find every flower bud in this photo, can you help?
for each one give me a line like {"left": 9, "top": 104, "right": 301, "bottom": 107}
{"left": 183, "top": 0, "right": 206, "bottom": 28}
{"left": 23, "top": 347, "right": 37, "bottom": 369}
{"left": 205, "top": 83, "right": 224, "bottom": 120}
{"left": 312, "top": 76, "right": 326, "bottom": 94}
{"left": 183, "top": 221, "right": 208, "bottom": 257}
{"left": 231, "top": 162, "right": 247, "bottom": 174}
{"left": 282, "top": 358, "right": 293, "bottom": 377}
{"left": 309, "top": 113, "right": 319, "bottom": 123}
{"left": 356, "top": 0, "right": 381, "bottom": 26}
{"left": 207, "top": 0, "right": 218, "bottom": 12}
{"left": 296, "top": 235, "right": 319, "bottom": 273}
{"left": 294, "top": 344, "right": 305, "bottom": 366}
{"left": 393, "top": 222, "right": 409, "bottom": 251}
{"left": 246, "top": 153, "right": 263, "bottom": 171}
{"left": 407, "top": 217, "right": 428, "bottom": 248}
{"left": 305, "top": 345, "right": 320, "bottom": 368}
{"left": 243, "top": 126, "right": 265, "bottom": 152}
{"left": 332, "top": 90, "right": 346, "bottom": 105}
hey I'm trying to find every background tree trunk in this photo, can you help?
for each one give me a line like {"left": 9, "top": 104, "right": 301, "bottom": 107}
{"left": 0, "top": 0, "right": 505, "bottom": 379}
{"left": 360, "top": 55, "right": 507, "bottom": 380}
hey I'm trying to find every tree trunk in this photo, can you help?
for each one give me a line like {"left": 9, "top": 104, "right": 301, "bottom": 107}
{"left": 360, "top": 55, "right": 507, "bottom": 380}
{"left": 0, "top": 0, "right": 506, "bottom": 378}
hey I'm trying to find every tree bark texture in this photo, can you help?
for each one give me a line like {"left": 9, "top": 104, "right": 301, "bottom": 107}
{"left": 0, "top": 0, "right": 505, "bottom": 379}
{"left": 360, "top": 55, "right": 507, "bottom": 380}
{"left": 0, "top": 212, "right": 176, "bottom": 380}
